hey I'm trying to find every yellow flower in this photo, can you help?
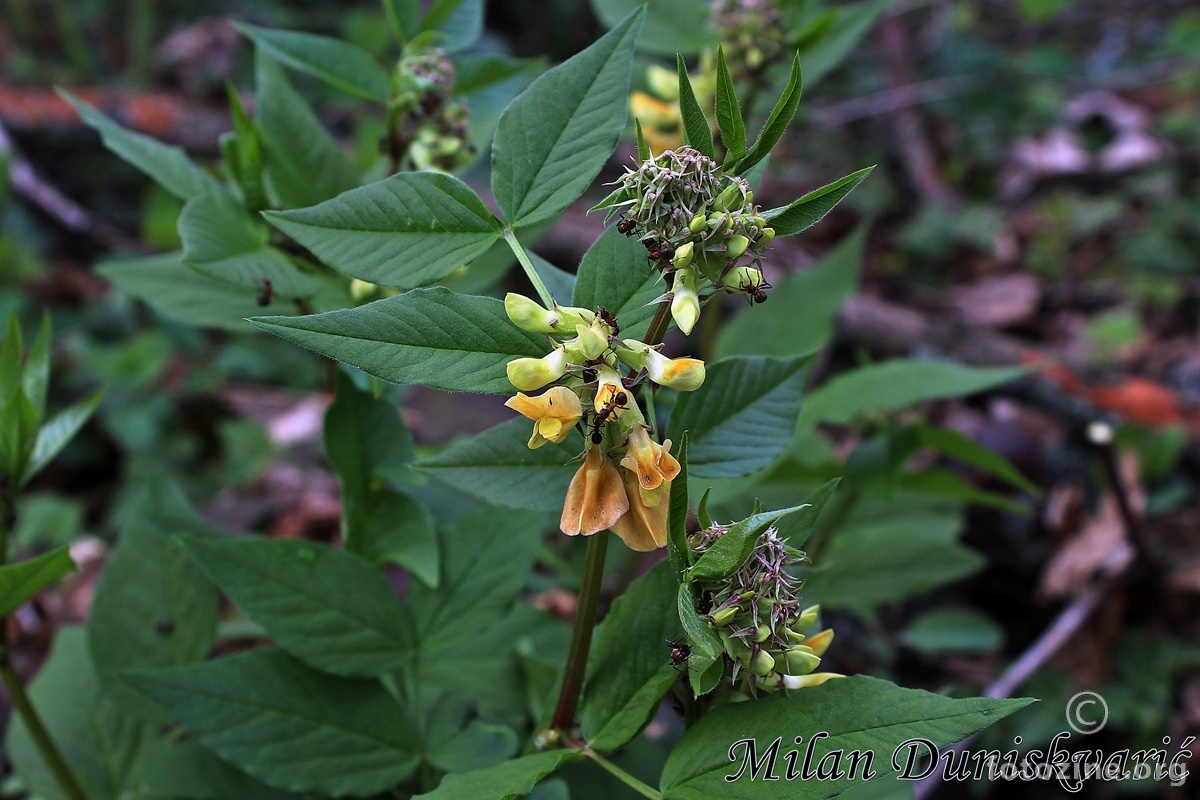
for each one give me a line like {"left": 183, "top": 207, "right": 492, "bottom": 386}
{"left": 619, "top": 426, "right": 680, "bottom": 493}
{"left": 505, "top": 386, "right": 583, "bottom": 449}
{"left": 611, "top": 470, "right": 670, "bottom": 551}
{"left": 782, "top": 672, "right": 845, "bottom": 690}
{"left": 506, "top": 346, "right": 569, "bottom": 392}
{"left": 560, "top": 445, "right": 629, "bottom": 537}
{"left": 629, "top": 91, "right": 683, "bottom": 154}
{"left": 618, "top": 340, "right": 706, "bottom": 392}
{"left": 593, "top": 366, "right": 630, "bottom": 415}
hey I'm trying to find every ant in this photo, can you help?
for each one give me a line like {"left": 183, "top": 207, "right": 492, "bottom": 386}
{"left": 616, "top": 218, "right": 636, "bottom": 236}
{"left": 596, "top": 307, "right": 619, "bottom": 338}
{"left": 668, "top": 635, "right": 691, "bottom": 669}
{"left": 589, "top": 391, "right": 629, "bottom": 444}
{"left": 256, "top": 278, "right": 274, "bottom": 307}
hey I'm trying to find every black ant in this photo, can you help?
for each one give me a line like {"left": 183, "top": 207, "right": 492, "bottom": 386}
{"left": 589, "top": 391, "right": 629, "bottom": 444}
{"left": 256, "top": 278, "right": 274, "bottom": 307}
{"left": 668, "top": 635, "right": 691, "bottom": 668}
{"left": 596, "top": 307, "right": 619, "bottom": 338}
{"left": 617, "top": 218, "right": 636, "bottom": 236}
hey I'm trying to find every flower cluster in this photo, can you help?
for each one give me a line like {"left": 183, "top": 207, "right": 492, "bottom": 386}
{"left": 390, "top": 47, "right": 474, "bottom": 172}
{"left": 595, "top": 146, "right": 775, "bottom": 334}
{"left": 690, "top": 523, "right": 841, "bottom": 695}
{"left": 503, "top": 294, "right": 705, "bottom": 551}
{"left": 710, "top": 0, "right": 784, "bottom": 78}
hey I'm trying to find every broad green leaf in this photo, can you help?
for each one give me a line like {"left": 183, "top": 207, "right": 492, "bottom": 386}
{"left": 667, "top": 434, "right": 691, "bottom": 578}
{"left": 915, "top": 423, "right": 1039, "bottom": 495}
{"left": 572, "top": 226, "right": 665, "bottom": 340}
{"left": 678, "top": 581, "right": 723, "bottom": 695}
{"left": 902, "top": 607, "right": 1003, "bottom": 655}
{"left": 688, "top": 504, "right": 806, "bottom": 582}
{"left": 581, "top": 561, "right": 679, "bottom": 751}
{"left": 795, "top": 0, "right": 896, "bottom": 88}
{"left": 179, "top": 189, "right": 313, "bottom": 294}
{"left": 798, "top": 361, "right": 1025, "bottom": 428}
{"left": 660, "top": 675, "right": 1032, "bottom": 796}
{"left": 802, "top": 495, "right": 983, "bottom": 616}
{"left": 762, "top": 167, "right": 874, "bottom": 236}
{"left": 251, "top": 288, "right": 547, "bottom": 394}
{"left": 677, "top": 54, "right": 714, "bottom": 159}
{"left": 732, "top": 53, "right": 802, "bottom": 177}
{"left": 414, "top": 751, "right": 580, "bottom": 800}
{"left": 99, "top": 252, "right": 297, "bottom": 331}
{"left": 22, "top": 389, "right": 104, "bottom": 487}
{"left": 421, "top": 0, "right": 484, "bottom": 53}
{"left": 266, "top": 172, "right": 501, "bottom": 288}
{"left": 714, "top": 48, "right": 745, "bottom": 162}
{"left": 179, "top": 536, "right": 411, "bottom": 678}
{"left": 6, "top": 628, "right": 157, "bottom": 800}
{"left": 384, "top": 0, "right": 421, "bottom": 43}
{"left": 589, "top": 0, "right": 712, "bottom": 56}
{"left": 353, "top": 488, "right": 439, "bottom": 585}
{"left": 0, "top": 546, "right": 74, "bottom": 616}
{"left": 255, "top": 51, "right": 359, "bottom": 209}
{"left": 453, "top": 55, "right": 542, "bottom": 96}
{"left": 125, "top": 648, "right": 419, "bottom": 796}
{"left": 775, "top": 478, "right": 840, "bottom": 547}
{"left": 133, "top": 738, "right": 299, "bottom": 800}
{"left": 22, "top": 315, "right": 51, "bottom": 424}
{"left": 491, "top": 8, "right": 644, "bottom": 227}
{"left": 668, "top": 355, "right": 814, "bottom": 478}
{"left": 238, "top": 23, "right": 390, "bottom": 102}
{"left": 60, "top": 91, "right": 218, "bottom": 200}
{"left": 87, "top": 479, "right": 221, "bottom": 721}
{"left": 418, "top": 420, "right": 582, "bottom": 511}
{"left": 427, "top": 720, "right": 519, "bottom": 773}
{"left": 715, "top": 224, "right": 865, "bottom": 360}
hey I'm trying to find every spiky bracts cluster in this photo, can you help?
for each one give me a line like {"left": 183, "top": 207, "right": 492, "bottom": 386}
{"left": 690, "top": 523, "right": 838, "bottom": 695}
{"left": 711, "top": 0, "right": 784, "bottom": 76}
{"left": 595, "top": 146, "right": 775, "bottom": 333}
{"left": 390, "top": 47, "right": 473, "bottom": 172}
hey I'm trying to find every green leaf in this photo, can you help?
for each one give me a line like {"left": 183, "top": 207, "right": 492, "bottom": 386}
{"left": 0, "top": 384, "right": 37, "bottom": 482}
{"left": 902, "top": 607, "right": 1003, "bottom": 655}
{"left": 453, "top": 55, "right": 542, "bottom": 96}
{"left": 125, "top": 648, "right": 419, "bottom": 797}
{"left": 668, "top": 355, "right": 814, "bottom": 478}
{"left": 0, "top": 313, "right": 21, "bottom": 404}
{"left": 87, "top": 479, "right": 221, "bottom": 721}
{"left": 6, "top": 628, "right": 158, "bottom": 800}
{"left": 589, "top": 0, "right": 713, "bottom": 57}
{"left": 132, "top": 738, "right": 299, "bottom": 800}
{"left": 179, "top": 536, "right": 411, "bottom": 678}
{"left": 99, "top": 252, "right": 297, "bottom": 331}
{"left": 255, "top": 51, "right": 359, "bottom": 209}
{"left": 636, "top": 118, "right": 650, "bottom": 162}
{"left": 491, "top": 8, "right": 644, "bottom": 227}
{"left": 798, "top": 361, "right": 1025, "bottom": 428}
{"left": 179, "top": 189, "right": 313, "bottom": 294}
{"left": 265, "top": 172, "right": 501, "bottom": 288}
{"left": 224, "top": 84, "right": 268, "bottom": 213}
{"left": 715, "top": 224, "right": 864, "bottom": 360}
{"left": 355, "top": 488, "right": 439, "bottom": 585}
{"left": 774, "top": 478, "right": 840, "bottom": 548}
{"left": 427, "top": 720, "right": 519, "bottom": 773}
{"left": 794, "top": 0, "right": 896, "bottom": 88}
{"left": 419, "top": 419, "right": 582, "bottom": 511}
{"left": 732, "top": 52, "right": 802, "bottom": 177}
{"left": 420, "top": 0, "right": 484, "bottom": 53}
{"left": 687, "top": 504, "right": 806, "bottom": 583}
{"left": 667, "top": 434, "right": 691, "bottom": 578}
{"left": 22, "top": 389, "right": 104, "bottom": 487}
{"left": 384, "top": 0, "right": 422, "bottom": 43}
{"left": 237, "top": 23, "right": 390, "bottom": 102}
{"left": 660, "top": 675, "right": 1032, "bottom": 796}
{"left": 762, "top": 167, "right": 874, "bottom": 236}
{"left": 714, "top": 48, "right": 745, "bottom": 162}
{"left": 915, "top": 423, "right": 1039, "bottom": 495}
{"left": 677, "top": 54, "right": 714, "bottom": 159}
{"left": 677, "top": 581, "right": 723, "bottom": 695}
{"left": 0, "top": 546, "right": 74, "bottom": 616}
{"left": 251, "top": 288, "right": 548, "bottom": 394}
{"left": 414, "top": 751, "right": 580, "bottom": 800}
{"left": 60, "top": 90, "right": 218, "bottom": 200}
{"left": 581, "top": 561, "right": 679, "bottom": 752}
{"left": 802, "top": 495, "right": 984, "bottom": 616}
{"left": 21, "top": 315, "right": 51, "bottom": 425}
{"left": 571, "top": 227, "right": 663, "bottom": 340}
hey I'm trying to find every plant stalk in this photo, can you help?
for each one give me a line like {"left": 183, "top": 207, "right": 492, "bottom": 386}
{"left": 581, "top": 748, "right": 663, "bottom": 799}
{"left": 503, "top": 228, "right": 556, "bottom": 308}
{"left": 550, "top": 530, "right": 608, "bottom": 733}
{"left": 0, "top": 493, "right": 89, "bottom": 800}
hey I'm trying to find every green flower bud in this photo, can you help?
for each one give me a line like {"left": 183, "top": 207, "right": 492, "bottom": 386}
{"left": 504, "top": 293, "right": 558, "bottom": 333}
{"left": 564, "top": 322, "right": 609, "bottom": 362}
{"left": 645, "top": 64, "right": 680, "bottom": 100}
{"left": 750, "top": 649, "right": 776, "bottom": 676}
{"left": 721, "top": 630, "right": 742, "bottom": 660}
{"left": 759, "top": 227, "right": 775, "bottom": 245}
{"left": 670, "top": 267, "right": 701, "bottom": 336}
{"left": 688, "top": 214, "right": 708, "bottom": 234}
{"left": 785, "top": 628, "right": 806, "bottom": 644}
{"left": 753, "top": 624, "right": 771, "bottom": 643}
{"left": 785, "top": 646, "right": 822, "bottom": 675}
{"left": 727, "top": 234, "right": 750, "bottom": 259}
{"left": 617, "top": 340, "right": 706, "bottom": 391}
{"left": 506, "top": 347, "right": 569, "bottom": 392}
{"left": 672, "top": 241, "right": 695, "bottom": 271}
{"left": 714, "top": 182, "right": 745, "bottom": 212}
{"left": 709, "top": 605, "right": 739, "bottom": 627}
{"left": 792, "top": 604, "right": 820, "bottom": 633}
{"left": 707, "top": 213, "right": 731, "bottom": 235}
{"left": 722, "top": 266, "right": 766, "bottom": 293}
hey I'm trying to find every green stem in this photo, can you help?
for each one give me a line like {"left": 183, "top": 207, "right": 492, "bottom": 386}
{"left": 0, "top": 494, "right": 88, "bottom": 800}
{"left": 550, "top": 531, "right": 608, "bottom": 733}
{"left": 581, "top": 748, "right": 663, "bottom": 799}
{"left": 503, "top": 228, "right": 555, "bottom": 308}
{"left": 643, "top": 299, "right": 673, "bottom": 348}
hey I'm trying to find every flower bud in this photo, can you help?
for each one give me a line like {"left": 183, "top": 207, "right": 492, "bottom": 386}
{"left": 672, "top": 241, "right": 695, "bottom": 271}
{"left": 714, "top": 182, "right": 745, "bottom": 212}
{"left": 708, "top": 605, "right": 738, "bottom": 627}
{"left": 750, "top": 649, "right": 776, "bottom": 676}
{"left": 722, "top": 266, "right": 766, "bottom": 293}
{"left": 782, "top": 672, "right": 844, "bottom": 690}
{"left": 645, "top": 64, "right": 680, "bottom": 100}
{"left": 505, "top": 293, "right": 558, "bottom": 333}
{"left": 593, "top": 366, "right": 631, "bottom": 415}
{"left": 753, "top": 624, "right": 771, "bottom": 643}
{"left": 670, "top": 268, "right": 700, "bottom": 336}
{"left": 804, "top": 628, "right": 834, "bottom": 657}
{"left": 618, "top": 340, "right": 705, "bottom": 392}
{"left": 506, "top": 347, "right": 568, "bottom": 392}
{"left": 785, "top": 646, "right": 821, "bottom": 675}
{"left": 759, "top": 227, "right": 775, "bottom": 245}
{"left": 688, "top": 214, "right": 708, "bottom": 234}
{"left": 707, "top": 213, "right": 731, "bottom": 235}
{"left": 564, "top": 322, "right": 608, "bottom": 362}
{"left": 721, "top": 630, "right": 742, "bottom": 660}
{"left": 726, "top": 234, "right": 750, "bottom": 259}
{"left": 792, "top": 604, "right": 820, "bottom": 633}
